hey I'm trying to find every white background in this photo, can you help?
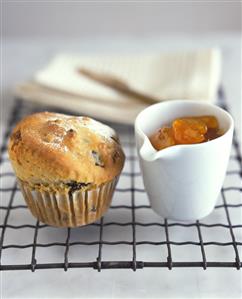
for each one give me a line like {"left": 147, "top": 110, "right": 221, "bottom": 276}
{"left": 2, "top": 1, "right": 241, "bottom": 37}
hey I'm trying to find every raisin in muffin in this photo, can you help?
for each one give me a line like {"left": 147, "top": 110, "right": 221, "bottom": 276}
{"left": 8, "top": 112, "right": 125, "bottom": 227}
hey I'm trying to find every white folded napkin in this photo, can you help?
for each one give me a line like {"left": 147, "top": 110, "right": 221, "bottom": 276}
{"left": 35, "top": 49, "right": 221, "bottom": 102}
{"left": 15, "top": 48, "right": 222, "bottom": 124}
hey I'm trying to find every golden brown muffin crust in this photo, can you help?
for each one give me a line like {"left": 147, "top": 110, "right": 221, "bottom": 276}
{"left": 8, "top": 112, "right": 125, "bottom": 187}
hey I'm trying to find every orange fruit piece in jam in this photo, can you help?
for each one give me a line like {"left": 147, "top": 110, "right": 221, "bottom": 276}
{"left": 172, "top": 118, "right": 208, "bottom": 144}
{"left": 196, "top": 116, "right": 218, "bottom": 129}
{"left": 150, "top": 127, "right": 176, "bottom": 150}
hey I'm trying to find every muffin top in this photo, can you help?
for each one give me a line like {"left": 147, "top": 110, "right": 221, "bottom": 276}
{"left": 8, "top": 112, "right": 125, "bottom": 187}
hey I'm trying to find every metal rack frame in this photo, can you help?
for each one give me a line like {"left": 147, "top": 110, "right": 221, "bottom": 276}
{"left": 0, "top": 88, "right": 241, "bottom": 271}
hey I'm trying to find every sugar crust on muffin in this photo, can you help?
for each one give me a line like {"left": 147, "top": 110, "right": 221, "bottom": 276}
{"left": 8, "top": 112, "right": 125, "bottom": 190}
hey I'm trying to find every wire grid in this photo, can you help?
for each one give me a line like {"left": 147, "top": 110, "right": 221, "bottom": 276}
{"left": 0, "top": 88, "right": 241, "bottom": 272}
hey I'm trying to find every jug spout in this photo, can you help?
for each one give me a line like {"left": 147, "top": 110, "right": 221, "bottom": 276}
{"left": 139, "top": 136, "right": 180, "bottom": 162}
{"left": 139, "top": 137, "right": 158, "bottom": 162}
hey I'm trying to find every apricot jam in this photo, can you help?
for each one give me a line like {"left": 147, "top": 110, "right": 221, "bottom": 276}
{"left": 150, "top": 116, "right": 222, "bottom": 151}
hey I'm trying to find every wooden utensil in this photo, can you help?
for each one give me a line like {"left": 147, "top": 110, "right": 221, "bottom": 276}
{"left": 78, "top": 67, "right": 160, "bottom": 105}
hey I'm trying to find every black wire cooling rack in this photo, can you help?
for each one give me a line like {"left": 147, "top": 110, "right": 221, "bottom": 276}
{"left": 0, "top": 88, "right": 241, "bottom": 271}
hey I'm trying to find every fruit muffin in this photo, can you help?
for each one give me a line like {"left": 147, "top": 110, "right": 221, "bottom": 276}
{"left": 8, "top": 112, "right": 125, "bottom": 227}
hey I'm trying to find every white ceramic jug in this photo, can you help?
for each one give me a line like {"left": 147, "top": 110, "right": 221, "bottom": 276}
{"left": 135, "top": 100, "right": 234, "bottom": 221}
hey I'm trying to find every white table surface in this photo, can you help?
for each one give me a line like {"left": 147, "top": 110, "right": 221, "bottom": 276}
{"left": 1, "top": 33, "right": 241, "bottom": 299}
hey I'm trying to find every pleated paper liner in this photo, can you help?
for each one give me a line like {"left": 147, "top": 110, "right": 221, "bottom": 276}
{"left": 18, "top": 177, "right": 118, "bottom": 227}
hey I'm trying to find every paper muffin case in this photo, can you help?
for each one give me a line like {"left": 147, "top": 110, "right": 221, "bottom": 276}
{"left": 18, "top": 177, "right": 119, "bottom": 227}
